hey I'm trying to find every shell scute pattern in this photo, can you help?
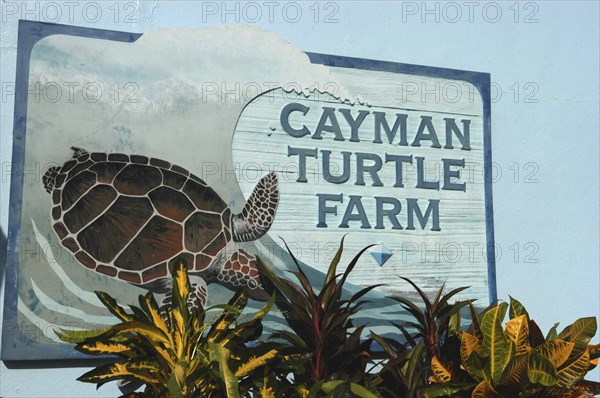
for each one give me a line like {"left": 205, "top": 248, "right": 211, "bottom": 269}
{"left": 184, "top": 212, "right": 223, "bottom": 252}
{"left": 204, "top": 232, "right": 227, "bottom": 256}
{"left": 182, "top": 180, "right": 225, "bottom": 213}
{"left": 45, "top": 148, "right": 279, "bottom": 305}
{"left": 89, "top": 162, "right": 126, "bottom": 184}
{"left": 66, "top": 159, "right": 95, "bottom": 181}
{"left": 90, "top": 152, "right": 107, "bottom": 162}
{"left": 47, "top": 149, "right": 232, "bottom": 282}
{"left": 130, "top": 155, "right": 149, "bottom": 164}
{"left": 113, "top": 216, "right": 183, "bottom": 270}
{"left": 97, "top": 264, "right": 117, "bottom": 277}
{"left": 52, "top": 189, "right": 61, "bottom": 204}
{"left": 62, "top": 185, "right": 117, "bottom": 233}
{"left": 170, "top": 164, "right": 189, "bottom": 177}
{"left": 108, "top": 153, "right": 129, "bottom": 162}
{"left": 61, "top": 171, "right": 97, "bottom": 210}
{"left": 113, "top": 164, "right": 162, "bottom": 195}
{"left": 75, "top": 251, "right": 96, "bottom": 270}
{"left": 161, "top": 169, "right": 187, "bottom": 190}
{"left": 76, "top": 196, "right": 154, "bottom": 263}
{"left": 149, "top": 187, "right": 195, "bottom": 222}
{"left": 142, "top": 262, "right": 168, "bottom": 283}
{"left": 53, "top": 222, "right": 68, "bottom": 239}
{"left": 149, "top": 158, "right": 170, "bottom": 169}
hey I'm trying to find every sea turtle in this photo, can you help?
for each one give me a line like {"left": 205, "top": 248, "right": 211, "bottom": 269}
{"left": 43, "top": 147, "right": 278, "bottom": 309}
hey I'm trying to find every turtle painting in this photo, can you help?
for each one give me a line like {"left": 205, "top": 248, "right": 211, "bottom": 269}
{"left": 42, "top": 147, "right": 278, "bottom": 309}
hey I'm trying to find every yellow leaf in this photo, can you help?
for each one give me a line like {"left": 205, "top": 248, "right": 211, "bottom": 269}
{"left": 471, "top": 380, "right": 501, "bottom": 398}
{"left": 144, "top": 293, "right": 170, "bottom": 337}
{"left": 260, "top": 385, "right": 276, "bottom": 398}
{"left": 431, "top": 356, "right": 452, "bottom": 383}
{"left": 505, "top": 314, "right": 530, "bottom": 356}
{"left": 235, "top": 349, "right": 278, "bottom": 378}
{"left": 537, "top": 339, "right": 574, "bottom": 368}
{"left": 297, "top": 385, "right": 310, "bottom": 398}
{"left": 78, "top": 341, "right": 135, "bottom": 357}
{"left": 461, "top": 332, "right": 483, "bottom": 364}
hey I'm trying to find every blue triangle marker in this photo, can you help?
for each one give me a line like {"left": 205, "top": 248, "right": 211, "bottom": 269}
{"left": 371, "top": 242, "right": 393, "bottom": 266}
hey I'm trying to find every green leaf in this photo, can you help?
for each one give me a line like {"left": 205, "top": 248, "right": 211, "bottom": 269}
{"left": 546, "top": 323, "right": 560, "bottom": 341}
{"left": 97, "top": 321, "right": 170, "bottom": 346}
{"left": 320, "top": 380, "right": 378, "bottom": 398}
{"left": 527, "top": 351, "right": 559, "bottom": 387}
{"left": 418, "top": 383, "right": 475, "bottom": 398}
{"left": 208, "top": 342, "right": 240, "bottom": 398}
{"left": 468, "top": 301, "right": 484, "bottom": 342}
{"left": 322, "top": 236, "right": 345, "bottom": 305}
{"left": 509, "top": 296, "right": 529, "bottom": 321}
{"left": 208, "top": 290, "right": 247, "bottom": 342}
{"left": 55, "top": 326, "right": 112, "bottom": 344}
{"left": 96, "top": 291, "right": 134, "bottom": 322}
{"left": 500, "top": 355, "right": 529, "bottom": 386}
{"left": 221, "top": 293, "right": 275, "bottom": 345}
{"left": 558, "top": 317, "right": 597, "bottom": 352}
{"left": 556, "top": 350, "right": 590, "bottom": 387}
{"left": 481, "top": 302, "right": 512, "bottom": 385}
{"left": 166, "top": 360, "right": 188, "bottom": 398}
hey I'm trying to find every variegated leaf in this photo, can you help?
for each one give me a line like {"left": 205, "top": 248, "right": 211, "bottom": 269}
{"left": 208, "top": 342, "right": 240, "bottom": 398}
{"left": 235, "top": 349, "right": 278, "bottom": 378}
{"left": 76, "top": 340, "right": 136, "bottom": 357}
{"left": 537, "top": 339, "right": 574, "bottom": 368}
{"left": 528, "top": 352, "right": 559, "bottom": 387}
{"left": 431, "top": 356, "right": 452, "bottom": 383}
{"left": 96, "top": 291, "right": 134, "bottom": 322}
{"left": 55, "top": 326, "right": 112, "bottom": 344}
{"left": 558, "top": 318, "right": 597, "bottom": 352}
{"left": 481, "top": 302, "right": 512, "bottom": 385}
{"left": 78, "top": 360, "right": 160, "bottom": 385}
{"left": 505, "top": 314, "right": 530, "bottom": 356}
{"left": 471, "top": 380, "right": 501, "bottom": 398}
{"left": 461, "top": 332, "right": 484, "bottom": 379}
{"left": 500, "top": 355, "right": 529, "bottom": 387}
{"left": 509, "top": 296, "right": 529, "bottom": 321}
{"left": 556, "top": 350, "right": 590, "bottom": 387}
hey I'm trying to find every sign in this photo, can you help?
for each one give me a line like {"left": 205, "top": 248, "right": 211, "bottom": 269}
{"left": 2, "top": 21, "right": 494, "bottom": 360}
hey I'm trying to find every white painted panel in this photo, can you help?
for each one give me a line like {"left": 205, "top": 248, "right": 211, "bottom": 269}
{"left": 233, "top": 73, "right": 488, "bottom": 302}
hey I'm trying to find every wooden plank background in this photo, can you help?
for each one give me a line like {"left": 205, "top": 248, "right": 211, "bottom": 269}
{"left": 232, "top": 67, "right": 488, "bottom": 303}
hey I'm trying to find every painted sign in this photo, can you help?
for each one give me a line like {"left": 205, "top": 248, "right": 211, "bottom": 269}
{"left": 1, "top": 21, "right": 494, "bottom": 360}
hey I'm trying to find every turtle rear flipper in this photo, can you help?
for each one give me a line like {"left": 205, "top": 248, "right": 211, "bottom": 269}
{"left": 157, "top": 275, "right": 208, "bottom": 310}
{"left": 217, "top": 250, "right": 271, "bottom": 301}
{"left": 231, "top": 172, "right": 278, "bottom": 242}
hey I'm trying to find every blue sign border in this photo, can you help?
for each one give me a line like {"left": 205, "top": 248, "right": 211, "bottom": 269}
{"left": 1, "top": 20, "right": 495, "bottom": 361}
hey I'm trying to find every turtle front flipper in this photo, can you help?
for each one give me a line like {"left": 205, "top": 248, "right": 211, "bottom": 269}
{"left": 216, "top": 250, "right": 270, "bottom": 301}
{"left": 231, "top": 172, "right": 278, "bottom": 242}
{"left": 151, "top": 275, "right": 208, "bottom": 311}
{"left": 187, "top": 275, "right": 208, "bottom": 311}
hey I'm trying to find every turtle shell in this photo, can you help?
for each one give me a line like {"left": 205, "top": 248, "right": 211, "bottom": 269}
{"left": 46, "top": 149, "right": 233, "bottom": 285}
